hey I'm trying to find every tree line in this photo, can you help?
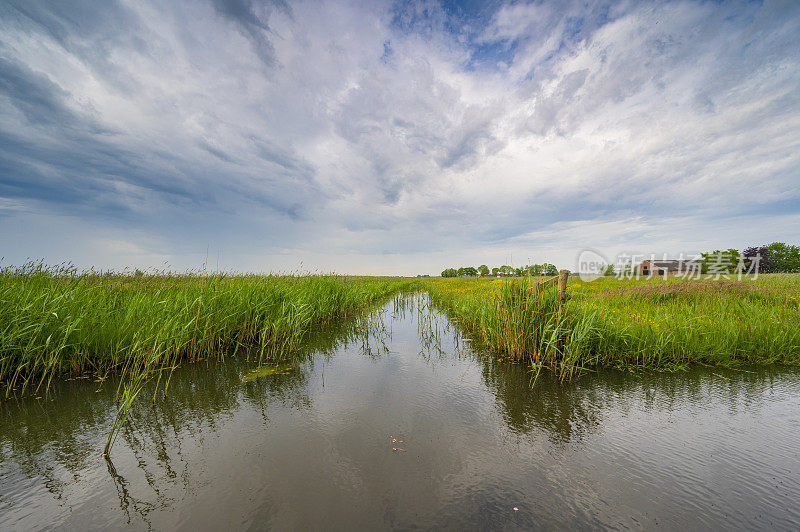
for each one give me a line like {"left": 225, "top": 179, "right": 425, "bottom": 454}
{"left": 698, "top": 242, "right": 800, "bottom": 273}
{"left": 439, "top": 242, "right": 800, "bottom": 279}
{"left": 441, "top": 263, "right": 559, "bottom": 278}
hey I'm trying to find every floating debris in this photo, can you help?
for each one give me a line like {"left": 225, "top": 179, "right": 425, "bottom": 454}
{"left": 390, "top": 436, "right": 406, "bottom": 452}
{"left": 241, "top": 363, "right": 294, "bottom": 383}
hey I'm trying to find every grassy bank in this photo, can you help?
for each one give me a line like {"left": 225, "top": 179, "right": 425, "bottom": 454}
{"left": 0, "top": 266, "right": 417, "bottom": 397}
{"left": 3, "top": 268, "right": 798, "bottom": 393}
{"left": 422, "top": 274, "right": 800, "bottom": 378}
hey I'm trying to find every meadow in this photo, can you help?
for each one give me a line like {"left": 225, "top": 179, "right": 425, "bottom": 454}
{"left": 0, "top": 266, "right": 417, "bottom": 398}
{"left": 3, "top": 268, "right": 798, "bottom": 396}
{"left": 0, "top": 266, "right": 423, "bottom": 452}
{"left": 2, "top": 266, "right": 799, "bottom": 453}
{"left": 422, "top": 274, "right": 800, "bottom": 379}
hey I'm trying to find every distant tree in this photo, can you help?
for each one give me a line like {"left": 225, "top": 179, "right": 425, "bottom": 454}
{"left": 499, "top": 265, "right": 514, "bottom": 277}
{"left": 461, "top": 266, "right": 478, "bottom": 277}
{"left": 766, "top": 242, "right": 800, "bottom": 273}
{"left": 478, "top": 264, "right": 490, "bottom": 276}
{"left": 700, "top": 249, "right": 740, "bottom": 274}
{"left": 742, "top": 246, "right": 772, "bottom": 274}
{"left": 491, "top": 267, "right": 500, "bottom": 276}
{"left": 441, "top": 268, "right": 458, "bottom": 278}
{"left": 543, "top": 263, "right": 558, "bottom": 276}
{"left": 603, "top": 263, "right": 615, "bottom": 276}
{"left": 527, "top": 264, "right": 543, "bottom": 276}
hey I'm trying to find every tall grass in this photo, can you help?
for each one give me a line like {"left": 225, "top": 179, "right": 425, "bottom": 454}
{"left": 567, "top": 275, "right": 800, "bottom": 369}
{"left": 0, "top": 265, "right": 418, "bottom": 454}
{"left": 424, "top": 277, "right": 590, "bottom": 381}
{"left": 422, "top": 275, "right": 800, "bottom": 379}
{"left": 0, "top": 264, "right": 417, "bottom": 398}
{"left": 4, "top": 265, "right": 798, "bottom": 449}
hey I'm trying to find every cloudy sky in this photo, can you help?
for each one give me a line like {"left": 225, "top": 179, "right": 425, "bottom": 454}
{"left": 0, "top": 0, "right": 798, "bottom": 274}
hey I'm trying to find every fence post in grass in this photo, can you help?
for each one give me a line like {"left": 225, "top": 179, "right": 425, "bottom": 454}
{"left": 558, "top": 269, "right": 570, "bottom": 306}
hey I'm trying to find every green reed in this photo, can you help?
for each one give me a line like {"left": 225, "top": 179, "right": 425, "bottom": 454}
{"left": 4, "top": 264, "right": 798, "bottom": 453}
{"left": 0, "top": 265, "right": 419, "bottom": 454}
{"left": 422, "top": 274, "right": 800, "bottom": 379}
{"left": 0, "top": 265, "right": 417, "bottom": 399}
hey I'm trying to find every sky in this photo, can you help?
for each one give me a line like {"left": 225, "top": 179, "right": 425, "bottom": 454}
{"left": 0, "top": 0, "right": 798, "bottom": 275}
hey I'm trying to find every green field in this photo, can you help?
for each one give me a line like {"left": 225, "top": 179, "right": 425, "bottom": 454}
{"left": 2, "top": 269, "right": 798, "bottom": 397}
{"left": 0, "top": 268, "right": 416, "bottom": 398}
{"left": 422, "top": 274, "right": 800, "bottom": 379}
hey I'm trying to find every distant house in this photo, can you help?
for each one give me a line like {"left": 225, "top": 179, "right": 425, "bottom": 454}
{"left": 639, "top": 259, "right": 700, "bottom": 277}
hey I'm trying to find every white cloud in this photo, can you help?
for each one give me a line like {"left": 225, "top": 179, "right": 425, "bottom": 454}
{"left": 0, "top": 0, "right": 798, "bottom": 274}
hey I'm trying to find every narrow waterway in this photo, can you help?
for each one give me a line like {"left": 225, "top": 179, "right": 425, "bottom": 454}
{"left": 1, "top": 295, "right": 798, "bottom": 530}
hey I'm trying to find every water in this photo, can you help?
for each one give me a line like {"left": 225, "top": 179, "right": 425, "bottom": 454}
{"left": 1, "top": 295, "right": 799, "bottom": 530}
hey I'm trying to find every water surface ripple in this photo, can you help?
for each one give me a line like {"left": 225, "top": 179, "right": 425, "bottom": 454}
{"left": 1, "top": 295, "right": 798, "bottom": 530}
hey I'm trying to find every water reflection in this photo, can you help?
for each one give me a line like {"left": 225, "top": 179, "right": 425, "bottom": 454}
{"left": 1, "top": 294, "right": 798, "bottom": 530}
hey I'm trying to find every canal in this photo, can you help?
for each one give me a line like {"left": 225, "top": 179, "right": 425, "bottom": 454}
{"left": 1, "top": 295, "right": 798, "bottom": 529}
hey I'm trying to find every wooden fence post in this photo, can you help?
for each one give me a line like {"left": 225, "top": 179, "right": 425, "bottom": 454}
{"left": 558, "top": 269, "right": 570, "bottom": 305}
